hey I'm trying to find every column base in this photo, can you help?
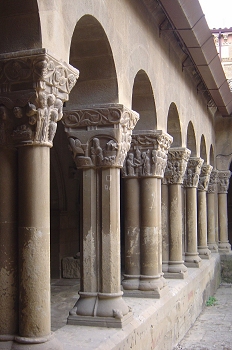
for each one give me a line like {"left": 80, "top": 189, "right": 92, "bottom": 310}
{"left": 123, "top": 285, "right": 169, "bottom": 299}
{"left": 68, "top": 291, "right": 132, "bottom": 328}
{"left": 122, "top": 274, "right": 140, "bottom": 290}
{"left": 208, "top": 242, "right": 218, "bottom": 253}
{"left": 162, "top": 262, "right": 169, "bottom": 273}
{"left": 123, "top": 274, "right": 169, "bottom": 298}
{"left": 0, "top": 335, "right": 14, "bottom": 350}
{"left": 198, "top": 246, "right": 211, "bottom": 259}
{"left": 164, "top": 261, "right": 188, "bottom": 279}
{"left": 218, "top": 242, "right": 231, "bottom": 253}
{"left": 68, "top": 311, "right": 133, "bottom": 328}
{"left": 185, "top": 253, "right": 202, "bottom": 268}
{"left": 11, "top": 333, "right": 63, "bottom": 350}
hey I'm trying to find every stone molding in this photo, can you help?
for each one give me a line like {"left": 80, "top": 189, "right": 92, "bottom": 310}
{"left": 0, "top": 49, "right": 79, "bottom": 147}
{"left": 198, "top": 164, "right": 213, "bottom": 192}
{"left": 121, "top": 130, "right": 173, "bottom": 178}
{"left": 164, "top": 147, "right": 191, "bottom": 184}
{"left": 184, "top": 157, "right": 204, "bottom": 188}
{"left": 63, "top": 104, "right": 139, "bottom": 168}
{"left": 208, "top": 169, "right": 219, "bottom": 193}
{"left": 218, "top": 170, "right": 231, "bottom": 194}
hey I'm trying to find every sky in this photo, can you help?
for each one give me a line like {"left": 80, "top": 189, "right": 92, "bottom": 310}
{"left": 198, "top": 0, "right": 232, "bottom": 29}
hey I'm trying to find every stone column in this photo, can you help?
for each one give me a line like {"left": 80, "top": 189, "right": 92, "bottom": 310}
{"left": 0, "top": 49, "right": 79, "bottom": 350}
{"left": 218, "top": 170, "right": 231, "bottom": 253}
{"left": 122, "top": 131, "right": 172, "bottom": 297}
{"left": 122, "top": 175, "right": 140, "bottom": 291}
{"left": 184, "top": 157, "right": 203, "bottom": 267}
{"left": 207, "top": 170, "right": 219, "bottom": 253}
{"left": 197, "top": 164, "right": 212, "bottom": 259}
{"left": 161, "top": 178, "right": 169, "bottom": 273}
{"left": 63, "top": 105, "right": 139, "bottom": 327}
{"left": 0, "top": 107, "right": 18, "bottom": 350}
{"left": 165, "top": 147, "right": 190, "bottom": 279}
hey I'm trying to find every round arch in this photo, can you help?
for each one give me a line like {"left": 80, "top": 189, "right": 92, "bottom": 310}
{"left": 132, "top": 70, "right": 157, "bottom": 130}
{"left": 200, "top": 135, "right": 207, "bottom": 162}
{"left": 67, "top": 15, "right": 118, "bottom": 109}
{"left": 167, "top": 103, "right": 182, "bottom": 147}
{"left": 209, "top": 145, "right": 215, "bottom": 167}
{"left": 187, "top": 121, "right": 197, "bottom": 156}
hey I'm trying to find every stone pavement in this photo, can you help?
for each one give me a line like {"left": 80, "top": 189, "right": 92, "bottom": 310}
{"left": 174, "top": 283, "right": 232, "bottom": 350}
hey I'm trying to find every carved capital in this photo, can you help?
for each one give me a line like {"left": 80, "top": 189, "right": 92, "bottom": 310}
{"left": 208, "top": 169, "right": 219, "bottom": 193}
{"left": 164, "top": 147, "right": 191, "bottom": 184}
{"left": 122, "top": 130, "right": 172, "bottom": 178}
{"left": 63, "top": 104, "right": 139, "bottom": 169}
{"left": 198, "top": 164, "right": 213, "bottom": 192}
{"left": 0, "top": 49, "right": 79, "bottom": 147}
{"left": 217, "top": 170, "right": 231, "bottom": 194}
{"left": 184, "top": 157, "right": 204, "bottom": 188}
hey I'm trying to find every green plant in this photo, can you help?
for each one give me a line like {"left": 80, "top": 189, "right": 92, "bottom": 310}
{"left": 206, "top": 296, "right": 217, "bottom": 306}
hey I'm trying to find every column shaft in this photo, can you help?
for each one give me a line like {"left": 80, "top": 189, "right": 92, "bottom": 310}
{"left": 197, "top": 191, "right": 211, "bottom": 259}
{"left": 140, "top": 177, "right": 164, "bottom": 292}
{"left": 0, "top": 148, "right": 18, "bottom": 345}
{"left": 18, "top": 146, "right": 50, "bottom": 338}
{"left": 161, "top": 182, "right": 169, "bottom": 272}
{"left": 122, "top": 177, "right": 140, "bottom": 290}
{"left": 168, "top": 184, "right": 187, "bottom": 277}
{"left": 218, "top": 193, "right": 231, "bottom": 251}
{"left": 207, "top": 192, "right": 218, "bottom": 252}
{"left": 185, "top": 187, "right": 201, "bottom": 267}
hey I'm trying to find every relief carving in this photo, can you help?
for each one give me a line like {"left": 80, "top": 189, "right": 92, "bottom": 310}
{"left": 165, "top": 148, "right": 191, "bottom": 184}
{"left": 11, "top": 93, "right": 63, "bottom": 146}
{"left": 218, "top": 170, "right": 231, "bottom": 194}
{"left": 122, "top": 131, "right": 172, "bottom": 178}
{"left": 198, "top": 164, "right": 213, "bottom": 191}
{"left": 184, "top": 157, "right": 204, "bottom": 188}
{"left": 63, "top": 105, "right": 139, "bottom": 169}
{"left": 208, "top": 169, "right": 218, "bottom": 193}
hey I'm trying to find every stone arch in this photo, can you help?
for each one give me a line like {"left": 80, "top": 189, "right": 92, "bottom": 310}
{"left": 67, "top": 15, "right": 118, "bottom": 108}
{"left": 132, "top": 70, "right": 157, "bottom": 131}
{"left": 0, "top": 1, "right": 42, "bottom": 53}
{"left": 200, "top": 135, "right": 207, "bottom": 162}
{"left": 167, "top": 103, "right": 182, "bottom": 147}
{"left": 209, "top": 145, "right": 215, "bottom": 168}
{"left": 187, "top": 121, "right": 197, "bottom": 156}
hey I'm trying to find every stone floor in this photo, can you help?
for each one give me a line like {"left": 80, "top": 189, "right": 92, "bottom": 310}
{"left": 174, "top": 283, "right": 232, "bottom": 350}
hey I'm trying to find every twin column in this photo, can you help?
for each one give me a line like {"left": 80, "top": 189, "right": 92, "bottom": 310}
{"left": 63, "top": 104, "right": 139, "bottom": 327}
{"left": 0, "top": 50, "right": 78, "bottom": 350}
{"left": 122, "top": 131, "right": 172, "bottom": 297}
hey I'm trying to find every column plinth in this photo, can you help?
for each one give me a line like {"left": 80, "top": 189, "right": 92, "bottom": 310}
{"left": 184, "top": 157, "right": 203, "bottom": 267}
{"left": 121, "top": 130, "right": 172, "bottom": 298}
{"left": 164, "top": 147, "right": 190, "bottom": 279}
{"left": 207, "top": 170, "right": 218, "bottom": 253}
{"left": 218, "top": 170, "right": 231, "bottom": 253}
{"left": 0, "top": 49, "right": 78, "bottom": 349}
{"left": 197, "top": 164, "right": 212, "bottom": 259}
{"left": 63, "top": 104, "right": 139, "bottom": 326}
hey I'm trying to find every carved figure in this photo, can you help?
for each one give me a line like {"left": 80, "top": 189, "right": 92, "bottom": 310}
{"left": 141, "top": 151, "right": 151, "bottom": 176}
{"left": 126, "top": 153, "right": 136, "bottom": 176}
{"left": 91, "top": 138, "right": 103, "bottom": 165}
{"left": 13, "top": 106, "right": 23, "bottom": 119}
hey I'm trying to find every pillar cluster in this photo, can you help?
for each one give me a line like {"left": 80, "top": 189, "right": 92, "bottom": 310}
{"left": 63, "top": 104, "right": 139, "bottom": 327}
